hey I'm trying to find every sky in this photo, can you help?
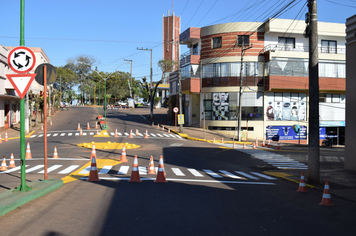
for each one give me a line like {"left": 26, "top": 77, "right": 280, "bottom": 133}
{"left": 1, "top": 0, "right": 355, "bottom": 82}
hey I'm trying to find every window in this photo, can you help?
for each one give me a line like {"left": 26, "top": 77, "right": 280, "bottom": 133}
{"left": 321, "top": 40, "right": 337, "bottom": 54}
{"left": 238, "top": 35, "right": 249, "bottom": 46}
{"left": 212, "top": 37, "right": 222, "bottom": 49}
{"left": 278, "top": 37, "right": 295, "bottom": 51}
{"left": 332, "top": 94, "right": 340, "bottom": 103}
{"left": 193, "top": 44, "right": 199, "bottom": 55}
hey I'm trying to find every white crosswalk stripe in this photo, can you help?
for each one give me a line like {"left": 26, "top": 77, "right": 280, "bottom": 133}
{"left": 172, "top": 168, "right": 185, "bottom": 176}
{"left": 188, "top": 168, "right": 204, "bottom": 177}
{"left": 58, "top": 165, "right": 80, "bottom": 174}
{"left": 235, "top": 171, "right": 259, "bottom": 180}
{"left": 53, "top": 133, "right": 58, "bottom": 137}
{"left": 99, "top": 166, "right": 112, "bottom": 174}
{"left": 150, "top": 133, "right": 156, "bottom": 137}
{"left": 203, "top": 169, "right": 223, "bottom": 178}
{"left": 78, "top": 166, "right": 91, "bottom": 174}
{"left": 117, "top": 166, "right": 129, "bottom": 175}
{"left": 219, "top": 170, "right": 245, "bottom": 179}
{"left": 38, "top": 165, "right": 62, "bottom": 173}
{"left": 138, "top": 166, "right": 147, "bottom": 175}
{"left": 156, "top": 133, "right": 163, "bottom": 137}
{"left": 24, "top": 165, "right": 44, "bottom": 173}
{"left": 61, "top": 133, "right": 66, "bottom": 136}
{"left": 0, "top": 166, "right": 28, "bottom": 173}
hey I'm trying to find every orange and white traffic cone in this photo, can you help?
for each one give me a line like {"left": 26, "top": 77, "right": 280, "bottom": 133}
{"left": 8, "top": 153, "right": 16, "bottom": 168}
{"left": 114, "top": 129, "right": 118, "bottom": 137}
{"left": 90, "top": 143, "right": 96, "bottom": 161}
{"left": 255, "top": 138, "right": 258, "bottom": 146}
{"left": 157, "top": 124, "right": 160, "bottom": 129}
{"left": 87, "top": 157, "right": 100, "bottom": 182}
{"left": 4, "top": 133, "right": 8, "bottom": 142}
{"left": 262, "top": 139, "right": 265, "bottom": 147}
{"left": 1, "top": 156, "right": 7, "bottom": 171}
{"left": 96, "top": 130, "right": 100, "bottom": 135}
{"left": 297, "top": 172, "right": 307, "bottom": 192}
{"left": 87, "top": 122, "right": 90, "bottom": 130}
{"left": 319, "top": 181, "right": 334, "bottom": 206}
{"left": 144, "top": 130, "right": 149, "bottom": 139}
{"left": 221, "top": 137, "right": 224, "bottom": 144}
{"left": 253, "top": 143, "right": 256, "bottom": 149}
{"left": 168, "top": 128, "right": 170, "bottom": 134}
{"left": 233, "top": 142, "right": 236, "bottom": 149}
{"left": 53, "top": 147, "right": 59, "bottom": 158}
{"left": 136, "top": 129, "right": 139, "bottom": 136}
{"left": 50, "top": 120, "right": 53, "bottom": 125}
{"left": 162, "top": 125, "right": 165, "bottom": 131}
{"left": 120, "top": 145, "right": 128, "bottom": 162}
{"left": 147, "top": 155, "right": 155, "bottom": 174}
{"left": 267, "top": 139, "right": 271, "bottom": 148}
{"left": 128, "top": 155, "right": 142, "bottom": 182}
{"left": 129, "top": 129, "right": 133, "bottom": 138}
{"left": 276, "top": 141, "right": 281, "bottom": 150}
{"left": 25, "top": 142, "right": 32, "bottom": 159}
{"left": 152, "top": 122, "right": 154, "bottom": 127}
{"left": 213, "top": 138, "right": 215, "bottom": 143}
{"left": 95, "top": 122, "right": 98, "bottom": 129}
{"left": 80, "top": 128, "right": 83, "bottom": 136}
{"left": 243, "top": 142, "right": 246, "bottom": 149}
{"left": 0, "top": 134, "right": 3, "bottom": 143}
{"left": 41, "top": 125, "right": 44, "bottom": 130}
{"left": 77, "top": 123, "right": 81, "bottom": 130}
{"left": 155, "top": 155, "right": 168, "bottom": 183}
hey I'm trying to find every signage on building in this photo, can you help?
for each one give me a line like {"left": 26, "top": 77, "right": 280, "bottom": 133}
{"left": 178, "top": 114, "right": 184, "bottom": 125}
{"left": 266, "top": 126, "right": 307, "bottom": 140}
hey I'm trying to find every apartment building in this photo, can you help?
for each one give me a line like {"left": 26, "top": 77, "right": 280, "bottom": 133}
{"left": 170, "top": 19, "right": 346, "bottom": 145}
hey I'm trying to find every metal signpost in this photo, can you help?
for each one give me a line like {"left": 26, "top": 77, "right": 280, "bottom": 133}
{"left": 173, "top": 107, "right": 178, "bottom": 131}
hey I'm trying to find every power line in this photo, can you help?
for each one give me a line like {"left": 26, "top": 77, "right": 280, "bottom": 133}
{"left": 180, "top": 0, "right": 190, "bottom": 15}
{"left": 195, "top": 0, "right": 219, "bottom": 26}
{"left": 184, "top": 0, "right": 205, "bottom": 29}
{"left": 324, "top": 0, "right": 356, "bottom": 8}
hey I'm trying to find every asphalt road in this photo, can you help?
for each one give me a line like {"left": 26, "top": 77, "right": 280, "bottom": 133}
{"left": 0, "top": 107, "right": 355, "bottom": 236}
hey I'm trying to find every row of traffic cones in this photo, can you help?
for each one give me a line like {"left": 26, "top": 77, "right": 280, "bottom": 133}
{"left": 297, "top": 172, "right": 334, "bottom": 206}
{"left": 152, "top": 122, "right": 171, "bottom": 133}
{"left": 1, "top": 154, "right": 16, "bottom": 170}
{"left": 77, "top": 122, "right": 99, "bottom": 130}
{"left": 0, "top": 133, "right": 9, "bottom": 143}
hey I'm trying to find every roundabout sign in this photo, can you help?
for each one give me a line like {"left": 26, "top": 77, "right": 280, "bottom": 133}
{"left": 8, "top": 46, "right": 36, "bottom": 73}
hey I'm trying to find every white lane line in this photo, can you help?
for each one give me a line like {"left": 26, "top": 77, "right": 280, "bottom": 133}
{"left": 219, "top": 170, "right": 245, "bottom": 179}
{"left": 172, "top": 168, "right": 185, "bottom": 176}
{"left": 30, "top": 135, "right": 37, "bottom": 138}
{"left": 68, "top": 133, "right": 73, "bottom": 136}
{"left": 203, "top": 169, "right": 223, "bottom": 178}
{"left": 60, "top": 133, "right": 66, "bottom": 136}
{"left": 277, "top": 166, "right": 307, "bottom": 169}
{"left": 156, "top": 133, "right": 163, "bottom": 137}
{"left": 78, "top": 166, "right": 91, "bottom": 174}
{"left": 24, "top": 165, "right": 44, "bottom": 173}
{"left": 235, "top": 171, "right": 259, "bottom": 180}
{"left": 117, "top": 166, "right": 130, "bottom": 175}
{"left": 85, "top": 177, "right": 275, "bottom": 185}
{"left": 138, "top": 166, "right": 147, "bottom": 175}
{"left": 187, "top": 168, "right": 204, "bottom": 177}
{"left": 58, "top": 165, "right": 80, "bottom": 174}
{"left": 38, "top": 165, "right": 62, "bottom": 173}
{"left": 150, "top": 133, "right": 156, "bottom": 137}
{"left": 99, "top": 166, "right": 112, "bottom": 174}
{"left": 1, "top": 165, "right": 28, "bottom": 173}
{"left": 250, "top": 172, "right": 277, "bottom": 180}
{"left": 53, "top": 133, "right": 58, "bottom": 137}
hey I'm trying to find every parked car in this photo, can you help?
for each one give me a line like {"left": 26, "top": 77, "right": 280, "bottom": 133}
{"left": 115, "top": 101, "right": 127, "bottom": 106}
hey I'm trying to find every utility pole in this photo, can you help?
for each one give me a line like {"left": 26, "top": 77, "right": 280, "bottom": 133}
{"left": 124, "top": 59, "right": 133, "bottom": 98}
{"left": 137, "top": 47, "right": 153, "bottom": 118}
{"left": 306, "top": 0, "right": 320, "bottom": 184}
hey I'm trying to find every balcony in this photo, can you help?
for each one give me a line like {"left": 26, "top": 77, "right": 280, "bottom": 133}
{"left": 181, "top": 77, "right": 201, "bottom": 93}
{"left": 180, "top": 51, "right": 200, "bottom": 66}
{"left": 180, "top": 27, "right": 200, "bottom": 45}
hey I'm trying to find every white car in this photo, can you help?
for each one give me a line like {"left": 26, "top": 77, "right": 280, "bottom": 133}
{"left": 115, "top": 101, "right": 127, "bottom": 106}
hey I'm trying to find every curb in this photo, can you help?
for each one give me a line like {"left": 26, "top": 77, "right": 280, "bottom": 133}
{"left": 0, "top": 179, "right": 63, "bottom": 216}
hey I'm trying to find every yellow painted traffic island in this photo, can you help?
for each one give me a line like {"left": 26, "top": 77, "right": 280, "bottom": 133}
{"left": 77, "top": 141, "right": 140, "bottom": 150}
{"left": 93, "top": 130, "right": 110, "bottom": 137}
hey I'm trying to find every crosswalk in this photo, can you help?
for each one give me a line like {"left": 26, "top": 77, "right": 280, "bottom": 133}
{"left": 0, "top": 164, "right": 276, "bottom": 181}
{"left": 29, "top": 131, "right": 183, "bottom": 139}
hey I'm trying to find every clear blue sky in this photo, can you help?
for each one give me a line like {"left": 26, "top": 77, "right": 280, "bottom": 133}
{"left": 1, "top": 0, "right": 355, "bottom": 82}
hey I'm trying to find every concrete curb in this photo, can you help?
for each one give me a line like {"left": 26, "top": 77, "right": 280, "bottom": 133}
{"left": 0, "top": 179, "right": 63, "bottom": 216}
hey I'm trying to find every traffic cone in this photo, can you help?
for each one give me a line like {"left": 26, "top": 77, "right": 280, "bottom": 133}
{"left": 221, "top": 137, "right": 224, "bottom": 144}
{"left": 96, "top": 130, "right": 100, "bottom": 135}
{"left": 267, "top": 139, "right": 271, "bottom": 148}
{"left": 168, "top": 128, "right": 170, "bottom": 134}
{"left": 243, "top": 142, "right": 246, "bottom": 149}
{"left": 0, "top": 134, "right": 3, "bottom": 143}
{"left": 41, "top": 125, "right": 44, "bottom": 130}
{"left": 144, "top": 130, "right": 149, "bottom": 139}
{"left": 50, "top": 120, "right": 52, "bottom": 125}
{"left": 262, "top": 139, "right": 265, "bottom": 147}
{"left": 319, "top": 181, "right": 334, "bottom": 206}
{"left": 77, "top": 123, "right": 81, "bottom": 130}
{"left": 213, "top": 138, "right": 215, "bottom": 143}
{"left": 80, "top": 128, "right": 83, "bottom": 136}
{"left": 162, "top": 125, "right": 164, "bottom": 131}
{"left": 1, "top": 156, "right": 7, "bottom": 171}
{"left": 152, "top": 122, "right": 154, "bottom": 127}
{"left": 128, "top": 155, "right": 142, "bottom": 182}
{"left": 95, "top": 122, "right": 98, "bottom": 129}
{"left": 87, "top": 122, "right": 90, "bottom": 130}
{"left": 53, "top": 147, "right": 59, "bottom": 158}
{"left": 255, "top": 138, "right": 258, "bottom": 146}
{"left": 120, "top": 145, "right": 128, "bottom": 162}
{"left": 129, "top": 129, "right": 133, "bottom": 138}
{"left": 136, "top": 129, "right": 139, "bottom": 136}
{"left": 157, "top": 124, "right": 160, "bottom": 129}
{"left": 8, "top": 153, "right": 16, "bottom": 168}
{"left": 4, "top": 133, "right": 8, "bottom": 142}
{"left": 276, "top": 141, "right": 281, "bottom": 150}
{"left": 87, "top": 157, "right": 100, "bottom": 182}
{"left": 297, "top": 172, "right": 307, "bottom": 192}
{"left": 155, "top": 155, "right": 168, "bottom": 183}
{"left": 25, "top": 142, "right": 32, "bottom": 159}
{"left": 233, "top": 142, "right": 236, "bottom": 149}
{"left": 90, "top": 143, "right": 96, "bottom": 161}
{"left": 147, "top": 155, "right": 155, "bottom": 174}
{"left": 114, "top": 129, "right": 118, "bottom": 137}
{"left": 253, "top": 143, "right": 256, "bottom": 149}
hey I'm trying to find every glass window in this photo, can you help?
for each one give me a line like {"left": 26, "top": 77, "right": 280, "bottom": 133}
{"left": 221, "top": 63, "right": 229, "bottom": 77}
{"left": 212, "top": 37, "right": 222, "bottom": 49}
{"left": 193, "top": 44, "right": 199, "bottom": 55}
{"left": 203, "top": 64, "right": 214, "bottom": 78}
{"left": 278, "top": 37, "right": 295, "bottom": 51}
{"left": 213, "top": 63, "right": 220, "bottom": 77}
{"left": 332, "top": 94, "right": 340, "bottom": 103}
{"left": 321, "top": 40, "right": 337, "bottom": 54}
{"left": 238, "top": 35, "right": 249, "bottom": 46}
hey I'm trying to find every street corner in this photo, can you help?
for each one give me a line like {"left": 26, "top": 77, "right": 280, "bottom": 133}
{"left": 77, "top": 141, "right": 140, "bottom": 150}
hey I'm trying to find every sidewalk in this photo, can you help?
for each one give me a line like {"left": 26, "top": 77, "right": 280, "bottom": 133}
{"left": 134, "top": 107, "right": 356, "bottom": 203}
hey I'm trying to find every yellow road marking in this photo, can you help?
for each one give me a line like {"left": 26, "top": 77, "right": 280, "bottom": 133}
{"left": 263, "top": 171, "right": 315, "bottom": 188}
{"left": 1, "top": 131, "right": 35, "bottom": 141}
{"left": 61, "top": 159, "right": 123, "bottom": 184}
{"left": 77, "top": 141, "right": 140, "bottom": 149}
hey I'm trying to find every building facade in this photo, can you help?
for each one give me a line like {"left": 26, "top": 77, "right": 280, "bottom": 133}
{"left": 171, "top": 19, "right": 346, "bottom": 144}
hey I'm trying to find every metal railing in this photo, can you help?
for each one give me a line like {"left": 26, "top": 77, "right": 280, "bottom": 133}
{"left": 263, "top": 44, "right": 345, "bottom": 54}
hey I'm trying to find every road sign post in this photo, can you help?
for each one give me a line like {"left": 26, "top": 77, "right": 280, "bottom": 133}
{"left": 173, "top": 107, "right": 178, "bottom": 131}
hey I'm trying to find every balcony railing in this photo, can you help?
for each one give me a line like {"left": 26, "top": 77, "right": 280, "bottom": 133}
{"left": 180, "top": 50, "right": 201, "bottom": 66}
{"left": 263, "top": 44, "right": 345, "bottom": 54}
